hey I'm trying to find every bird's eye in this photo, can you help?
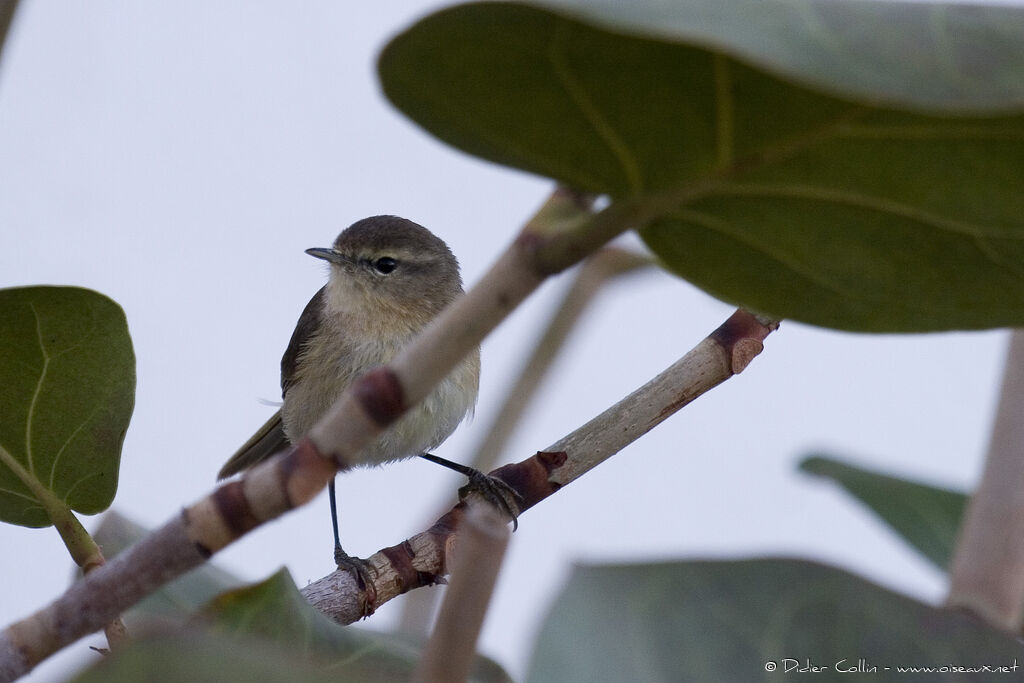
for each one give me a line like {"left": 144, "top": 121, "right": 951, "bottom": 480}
{"left": 373, "top": 257, "right": 397, "bottom": 274}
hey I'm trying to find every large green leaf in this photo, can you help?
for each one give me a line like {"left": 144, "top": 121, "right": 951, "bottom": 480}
{"left": 378, "top": 1, "right": 1024, "bottom": 332}
{"left": 80, "top": 570, "right": 457, "bottom": 681}
{"left": 77, "top": 567, "right": 512, "bottom": 681}
{"left": 198, "top": 569, "right": 420, "bottom": 675}
{"left": 799, "top": 455, "right": 967, "bottom": 572}
{"left": 0, "top": 286, "right": 135, "bottom": 527}
{"left": 196, "top": 569, "right": 509, "bottom": 682}
{"left": 74, "top": 633, "right": 339, "bottom": 683}
{"left": 527, "top": 559, "right": 1024, "bottom": 682}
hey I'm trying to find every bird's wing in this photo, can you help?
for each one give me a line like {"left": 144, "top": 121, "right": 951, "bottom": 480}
{"left": 217, "top": 409, "right": 289, "bottom": 479}
{"left": 281, "top": 285, "right": 327, "bottom": 395}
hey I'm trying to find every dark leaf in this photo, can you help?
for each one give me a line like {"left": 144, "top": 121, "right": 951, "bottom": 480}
{"left": 197, "top": 569, "right": 509, "bottom": 682}
{"left": 527, "top": 559, "right": 1023, "bottom": 682}
{"left": 379, "top": 2, "right": 1024, "bottom": 331}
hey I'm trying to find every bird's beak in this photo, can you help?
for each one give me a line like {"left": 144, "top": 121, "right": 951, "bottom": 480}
{"left": 305, "top": 247, "right": 349, "bottom": 266}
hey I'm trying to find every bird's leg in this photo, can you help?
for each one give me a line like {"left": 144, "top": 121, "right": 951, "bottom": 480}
{"left": 419, "top": 453, "right": 523, "bottom": 530}
{"left": 328, "top": 477, "right": 342, "bottom": 555}
{"left": 328, "top": 478, "right": 374, "bottom": 604}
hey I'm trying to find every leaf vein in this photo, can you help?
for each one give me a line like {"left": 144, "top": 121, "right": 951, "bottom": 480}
{"left": 711, "top": 183, "right": 1024, "bottom": 280}
{"left": 61, "top": 470, "right": 99, "bottom": 503}
{"left": 837, "top": 124, "right": 1024, "bottom": 140}
{"left": 674, "top": 208, "right": 854, "bottom": 299}
{"left": 49, "top": 405, "right": 104, "bottom": 493}
{"left": 25, "top": 303, "right": 50, "bottom": 475}
{"left": 0, "top": 483, "right": 40, "bottom": 504}
{"left": 713, "top": 54, "right": 735, "bottom": 169}
{"left": 547, "top": 19, "right": 643, "bottom": 195}
{"left": 716, "top": 183, "right": 1014, "bottom": 239}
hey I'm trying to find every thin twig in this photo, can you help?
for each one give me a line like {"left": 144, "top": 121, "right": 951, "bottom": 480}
{"left": 947, "top": 329, "right": 1024, "bottom": 630}
{"left": 301, "top": 309, "right": 779, "bottom": 622}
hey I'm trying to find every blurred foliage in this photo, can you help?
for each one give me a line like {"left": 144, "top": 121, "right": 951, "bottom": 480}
{"left": 528, "top": 559, "right": 1023, "bottom": 682}
{"left": 800, "top": 455, "right": 968, "bottom": 571}
{"left": 75, "top": 568, "right": 511, "bottom": 682}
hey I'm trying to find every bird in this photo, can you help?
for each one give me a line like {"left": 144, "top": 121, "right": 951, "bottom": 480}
{"left": 218, "top": 215, "right": 493, "bottom": 583}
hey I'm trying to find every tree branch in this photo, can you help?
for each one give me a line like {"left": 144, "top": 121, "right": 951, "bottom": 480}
{"left": 0, "top": 188, "right": 640, "bottom": 681}
{"left": 947, "top": 329, "right": 1024, "bottom": 630}
{"left": 301, "top": 308, "right": 779, "bottom": 622}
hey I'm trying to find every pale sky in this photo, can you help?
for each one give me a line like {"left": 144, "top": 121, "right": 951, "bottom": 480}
{"left": 0, "top": 2, "right": 1009, "bottom": 680}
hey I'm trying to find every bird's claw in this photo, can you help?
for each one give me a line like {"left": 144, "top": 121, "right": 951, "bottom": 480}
{"left": 459, "top": 470, "right": 523, "bottom": 531}
{"left": 334, "top": 544, "right": 376, "bottom": 616}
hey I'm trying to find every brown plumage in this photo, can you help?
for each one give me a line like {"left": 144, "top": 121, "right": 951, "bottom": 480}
{"left": 218, "top": 215, "right": 479, "bottom": 479}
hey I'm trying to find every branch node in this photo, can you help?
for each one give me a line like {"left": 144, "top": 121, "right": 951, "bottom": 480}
{"left": 353, "top": 367, "right": 407, "bottom": 427}
{"left": 731, "top": 338, "right": 764, "bottom": 374}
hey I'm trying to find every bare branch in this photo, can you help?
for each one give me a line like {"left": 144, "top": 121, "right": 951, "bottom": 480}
{"left": 302, "top": 309, "right": 779, "bottom": 622}
{"left": 947, "top": 329, "right": 1024, "bottom": 630}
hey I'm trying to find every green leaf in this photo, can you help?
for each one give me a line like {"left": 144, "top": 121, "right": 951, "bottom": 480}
{"left": 73, "top": 632, "right": 339, "bottom": 683}
{"left": 0, "top": 286, "right": 135, "bottom": 527}
{"left": 378, "top": 2, "right": 1024, "bottom": 332}
{"left": 799, "top": 455, "right": 967, "bottom": 572}
{"left": 85, "top": 511, "right": 245, "bottom": 626}
{"left": 527, "top": 559, "right": 1024, "bottom": 682}
{"left": 198, "top": 569, "right": 418, "bottom": 671}
{"left": 197, "top": 569, "right": 509, "bottom": 681}
{"left": 76, "top": 566, "right": 512, "bottom": 681}
{"left": 73, "top": 538, "right": 509, "bottom": 680}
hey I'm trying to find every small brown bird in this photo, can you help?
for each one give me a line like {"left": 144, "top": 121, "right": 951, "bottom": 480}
{"left": 219, "top": 215, "right": 486, "bottom": 575}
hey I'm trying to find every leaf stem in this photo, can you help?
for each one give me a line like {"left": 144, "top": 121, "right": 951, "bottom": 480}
{"left": 0, "top": 444, "right": 98, "bottom": 570}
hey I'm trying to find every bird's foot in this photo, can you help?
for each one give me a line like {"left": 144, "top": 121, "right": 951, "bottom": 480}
{"left": 334, "top": 544, "right": 376, "bottom": 615}
{"left": 419, "top": 453, "right": 523, "bottom": 530}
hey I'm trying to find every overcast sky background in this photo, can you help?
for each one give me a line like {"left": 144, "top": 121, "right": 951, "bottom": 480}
{"left": 0, "top": 1, "right": 1011, "bottom": 680}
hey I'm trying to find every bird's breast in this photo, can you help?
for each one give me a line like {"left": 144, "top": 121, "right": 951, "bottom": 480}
{"left": 280, "top": 322, "right": 479, "bottom": 466}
